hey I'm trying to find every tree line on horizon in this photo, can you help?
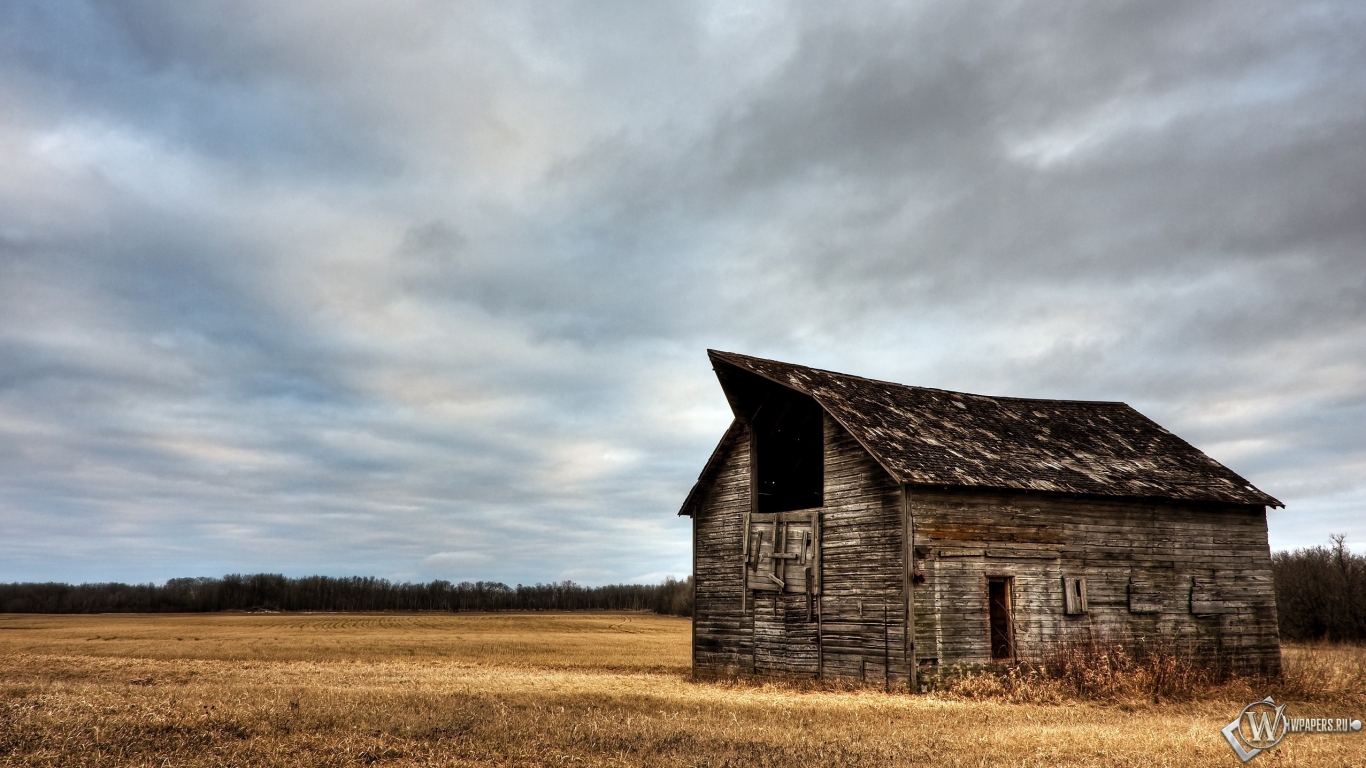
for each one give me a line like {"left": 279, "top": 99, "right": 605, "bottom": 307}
{"left": 1272, "top": 534, "right": 1365, "bottom": 642}
{"left": 2, "top": 534, "right": 1362, "bottom": 641}
{"left": 0, "top": 574, "right": 694, "bottom": 617}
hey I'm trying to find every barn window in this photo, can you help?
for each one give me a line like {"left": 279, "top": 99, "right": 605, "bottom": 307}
{"left": 1062, "top": 577, "right": 1088, "bottom": 615}
{"left": 752, "top": 394, "right": 823, "bottom": 513}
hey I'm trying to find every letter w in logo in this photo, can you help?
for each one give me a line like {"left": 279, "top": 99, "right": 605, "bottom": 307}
{"left": 1245, "top": 709, "right": 1281, "bottom": 743}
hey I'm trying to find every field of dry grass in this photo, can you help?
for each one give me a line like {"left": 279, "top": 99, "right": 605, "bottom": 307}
{"left": 1, "top": 612, "right": 1362, "bottom": 767}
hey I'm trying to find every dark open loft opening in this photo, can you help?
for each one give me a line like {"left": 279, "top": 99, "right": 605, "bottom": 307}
{"left": 713, "top": 358, "right": 823, "bottom": 513}
{"left": 754, "top": 393, "right": 822, "bottom": 512}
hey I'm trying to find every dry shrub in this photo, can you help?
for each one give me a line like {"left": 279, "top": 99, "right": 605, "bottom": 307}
{"left": 977, "top": 638, "right": 1366, "bottom": 706}
{"left": 948, "top": 636, "right": 1252, "bottom": 704}
{"left": 1037, "top": 637, "right": 1242, "bottom": 702}
{"left": 944, "top": 665, "right": 1065, "bottom": 704}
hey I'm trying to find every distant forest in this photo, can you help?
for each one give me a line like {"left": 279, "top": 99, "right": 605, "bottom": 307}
{"left": 0, "top": 574, "right": 693, "bottom": 617}
{"left": 1272, "top": 535, "right": 1366, "bottom": 642}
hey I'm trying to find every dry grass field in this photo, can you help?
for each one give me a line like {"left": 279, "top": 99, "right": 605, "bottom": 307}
{"left": 1, "top": 613, "right": 1362, "bottom": 767}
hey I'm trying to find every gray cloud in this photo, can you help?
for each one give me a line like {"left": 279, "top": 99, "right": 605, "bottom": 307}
{"left": 1, "top": 0, "right": 1363, "bottom": 585}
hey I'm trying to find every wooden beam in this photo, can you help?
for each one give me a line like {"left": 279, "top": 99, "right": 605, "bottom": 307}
{"left": 743, "top": 414, "right": 757, "bottom": 616}
{"left": 815, "top": 507, "right": 823, "bottom": 679}
{"left": 902, "top": 484, "right": 917, "bottom": 693}
{"left": 691, "top": 491, "right": 697, "bottom": 680}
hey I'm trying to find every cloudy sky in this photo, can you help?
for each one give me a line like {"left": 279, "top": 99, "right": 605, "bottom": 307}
{"left": 1, "top": 1, "right": 1363, "bottom": 586}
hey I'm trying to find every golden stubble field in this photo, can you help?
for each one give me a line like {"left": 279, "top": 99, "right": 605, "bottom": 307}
{"left": 0, "top": 613, "right": 1362, "bottom": 767}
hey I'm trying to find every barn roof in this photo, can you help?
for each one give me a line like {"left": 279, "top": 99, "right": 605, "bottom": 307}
{"left": 679, "top": 350, "right": 1280, "bottom": 514}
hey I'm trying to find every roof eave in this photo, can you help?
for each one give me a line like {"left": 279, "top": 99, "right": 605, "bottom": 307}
{"left": 901, "top": 480, "right": 1281, "bottom": 509}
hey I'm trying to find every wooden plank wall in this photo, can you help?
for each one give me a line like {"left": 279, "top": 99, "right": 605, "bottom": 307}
{"left": 692, "top": 424, "right": 753, "bottom": 677}
{"left": 693, "top": 414, "right": 911, "bottom": 684}
{"left": 817, "top": 414, "right": 909, "bottom": 687}
{"left": 753, "top": 591, "right": 820, "bottom": 676}
{"left": 909, "top": 489, "right": 1280, "bottom": 678}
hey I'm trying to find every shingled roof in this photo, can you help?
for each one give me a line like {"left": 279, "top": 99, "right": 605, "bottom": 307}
{"left": 680, "top": 350, "right": 1280, "bottom": 514}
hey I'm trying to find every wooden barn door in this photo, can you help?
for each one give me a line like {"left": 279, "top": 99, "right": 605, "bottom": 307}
{"left": 745, "top": 510, "right": 821, "bottom": 676}
{"left": 988, "top": 577, "right": 1014, "bottom": 661}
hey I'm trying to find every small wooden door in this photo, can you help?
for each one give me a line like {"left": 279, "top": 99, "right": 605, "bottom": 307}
{"left": 746, "top": 512, "right": 819, "bottom": 600}
{"left": 988, "top": 577, "right": 1013, "bottom": 661}
{"left": 745, "top": 510, "right": 821, "bottom": 675}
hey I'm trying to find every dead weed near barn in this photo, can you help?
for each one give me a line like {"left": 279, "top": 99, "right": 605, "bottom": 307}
{"left": 943, "top": 639, "right": 1366, "bottom": 709}
{"left": 2, "top": 613, "right": 1364, "bottom": 767}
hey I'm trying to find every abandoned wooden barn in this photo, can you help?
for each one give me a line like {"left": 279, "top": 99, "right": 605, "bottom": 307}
{"left": 679, "top": 350, "right": 1282, "bottom": 690}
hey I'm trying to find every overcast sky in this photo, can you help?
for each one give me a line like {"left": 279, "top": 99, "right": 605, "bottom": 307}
{"left": 2, "top": 1, "right": 1363, "bottom": 585}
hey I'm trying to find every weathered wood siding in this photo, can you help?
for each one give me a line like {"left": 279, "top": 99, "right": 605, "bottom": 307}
{"left": 692, "top": 424, "right": 752, "bottom": 677}
{"left": 910, "top": 489, "right": 1280, "bottom": 676}
{"left": 692, "top": 414, "right": 911, "bottom": 684}
{"left": 816, "top": 413, "right": 909, "bottom": 686}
